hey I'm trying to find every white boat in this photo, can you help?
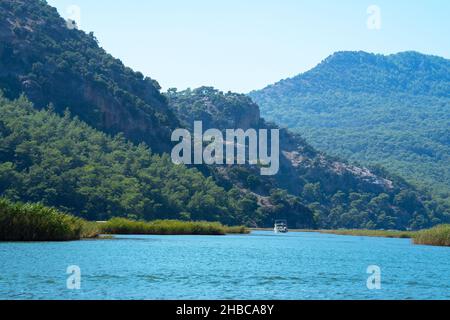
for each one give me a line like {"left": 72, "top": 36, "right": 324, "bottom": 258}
{"left": 274, "top": 220, "right": 288, "bottom": 233}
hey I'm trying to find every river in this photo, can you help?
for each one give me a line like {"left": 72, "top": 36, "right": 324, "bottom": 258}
{"left": 0, "top": 231, "right": 449, "bottom": 299}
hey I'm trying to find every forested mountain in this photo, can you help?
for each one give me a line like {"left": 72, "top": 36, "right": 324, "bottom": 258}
{"left": 0, "top": 94, "right": 261, "bottom": 225}
{"left": 0, "top": 0, "right": 448, "bottom": 229}
{"left": 0, "top": 0, "right": 178, "bottom": 153}
{"left": 249, "top": 51, "right": 450, "bottom": 202}
{"left": 167, "top": 87, "right": 449, "bottom": 230}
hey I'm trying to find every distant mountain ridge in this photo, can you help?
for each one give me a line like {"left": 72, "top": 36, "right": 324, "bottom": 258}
{"left": 256, "top": 51, "right": 450, "bottom": 97}
{"left": 250, "top": 51, "right": 450, "bottom": 201}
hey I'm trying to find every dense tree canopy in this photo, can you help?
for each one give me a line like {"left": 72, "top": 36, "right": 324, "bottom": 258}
{"left": 167, "top": 88, "right": 450, "bottom": 230}
{"left": 250, "top": 51, "right": 450, "bottom": 205}
{"left": 0, "top": 2, "right": 448, "bottom": 230}
{"left": 0, "top": 0, "right": 178, "bottom": 153}
{"left": 0, "top": 94, "right": 266, "bottom": 225}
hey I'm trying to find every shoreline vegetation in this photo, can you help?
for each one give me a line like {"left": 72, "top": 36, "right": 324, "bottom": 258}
{"left": 0, "top": 199, "right": 249, "bottom": 241}
{"left": 0, "top": 198, "right": 90, "bottom": 241}
{"left": 100, "top": 218, "right": 249, "bottom": 236}
{"left": 413, "top": 225, "right": 450, "bottom": 247}
{"left": 0, "top": 198, "right": 448, "bottom": 246}
{"left": 253, "top": 227, "right": 450, "bottom": 247}
{"left": 327, "top": 227, "right": 450, "bottom": 247}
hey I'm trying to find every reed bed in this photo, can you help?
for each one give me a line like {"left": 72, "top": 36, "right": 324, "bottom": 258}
{"left": 100, "top": 218, "right": 249, "bottom": 236}
{"left": 319, "top": 229, "right": 415, "bottom": 239}
{"left": 413, "top": 224, "right": 450, "bottom": 247}
{"left": 223, "top": 225, "right": 251, "bottom": 234}
{"left": 1, "top": 199, "right": 448, "bottom": 246}
{"left": 318, "top": 226, "right": 450, "bottom": 247}
{"left": 0, "top": 198, "right": 248, "bottom": 241}
{"left": 80, "top": 221, "right": 101, "bottom": 239}
{"left": 0, "top": 198, "right": 87, "bottom": 241}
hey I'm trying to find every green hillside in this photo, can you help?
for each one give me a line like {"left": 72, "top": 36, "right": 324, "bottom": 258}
{"left": 0, "top": 94, "right": 258, "bottom": 225}
{"left": 250, "top": 51, "right": 450, "bottom": 202}
{"left": 0, "top": 1, "right": 448, "bottom": 230}
{"left": 167, "top": 87, "right": 449, "bottom": 230}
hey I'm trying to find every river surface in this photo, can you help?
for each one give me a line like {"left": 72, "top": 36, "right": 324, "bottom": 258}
{"left": 0, "top": 231, "right": 449, "bottom": 300}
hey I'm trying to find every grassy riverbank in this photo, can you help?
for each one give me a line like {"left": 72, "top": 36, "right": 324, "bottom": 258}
{"left": 0, "top": 197, "right": 445, "bottom": 244}
{"left": 413, "top": 224, "right": 450, "bottom": 247}
{"left": 316, "top": 226, "right": 450, "bottom": 247}
{"left": 100, "top": 218, "right": 249, "bottom": 236}
{"left": 0, "top": 198, "right": 96, "bottom": 241}
{"left": 0, "top": 199, "right": 249, "bottom": 241}
{"left": 318, "top": 229, "right": 415, "bottom": 239}
{"left": 253, "top": 228, "right": 415, "bottom": 239}
{"left": 253, "top": 226, "right": 450, "bottom": 247}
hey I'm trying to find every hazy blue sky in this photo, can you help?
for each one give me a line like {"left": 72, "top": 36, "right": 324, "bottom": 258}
{"left": 48, "top": 0, "right": 450, "bottom": 93}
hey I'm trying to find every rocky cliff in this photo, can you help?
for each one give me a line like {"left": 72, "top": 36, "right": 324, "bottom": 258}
{"left": 0, "top": 0, "right": 178, "bottom": 153}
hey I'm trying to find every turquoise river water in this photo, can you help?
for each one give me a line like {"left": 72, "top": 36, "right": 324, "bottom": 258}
{"left": 0, "top": 231, "right": 449, "bottom": 300}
